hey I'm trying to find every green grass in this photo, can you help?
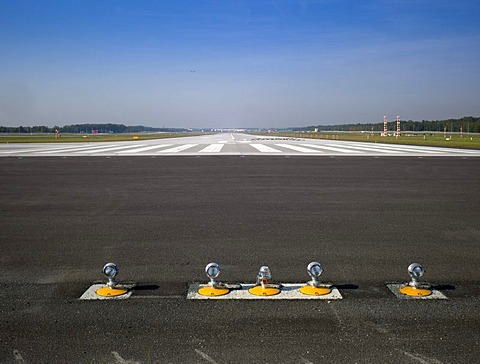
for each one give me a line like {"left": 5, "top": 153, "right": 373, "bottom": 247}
{"left": 254, "top": 132, "right": 480, "bottom": 149}
{"left": 0, "top": 132, "right": 204, "bottom": 143}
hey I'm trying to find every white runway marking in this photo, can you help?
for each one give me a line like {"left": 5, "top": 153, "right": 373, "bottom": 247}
{"left": 156, "top": 144, "right": 198, "bottom": 153}
{"left": 75, "top": 145, "right": 140, "bottom": 154}
{"left": 117, "top": 144, "right": 173, "bottom": 154}
{"left": 195, "top": 349, "right": 219, "bottom": 364}
{"left": 324, "top": 143, "right": 406, "bottom": 154}
{"left": 301, "top": 144, "right": 362, "bottom": 154}
{"left": 199, "top": 144, "right": 224, "bottom": 153}
{"left": 250, "top": 143, "right": 282, "bottom": 153}
{"left": 13, "top": 350, "right": 25, "bottom": 362}
{"left": 111, "top": 351, "right": 142, "bottom": 364}
{"left": 1, "top": 133, "right": 479, "bottom": 157}
{"left": 275, "top": 144, "right": 322, "bottom": 153}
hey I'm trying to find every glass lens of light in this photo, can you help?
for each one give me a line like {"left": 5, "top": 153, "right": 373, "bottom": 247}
{"left": 259, "top": 266, "right": 271, "bottom": 280}
{"left": 308, "top": 263, "right": 322, "bottom": 277}
{"left": 103, "top": 263, "right": 117, "bottom": 278}
{"left": 408, "top": 263, "right": 423, "bottom": 278}
{"left": 206, "top": 263, "right": 220, "bottom": 278}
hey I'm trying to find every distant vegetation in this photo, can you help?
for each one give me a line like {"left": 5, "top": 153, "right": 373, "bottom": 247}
{"left": 294, "top": 116, "right": 480, "bottom": 133}
{"left": 0, "top": 123, "right": 189, "bottom": 134}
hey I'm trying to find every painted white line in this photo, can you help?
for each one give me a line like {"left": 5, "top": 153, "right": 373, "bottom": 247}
{"left": 75, "top": 145, "right": 142, "bottom": 154}
{"left": 36, "top": 144, "right": 126, "bottom": 154}
{"left": 301, "top": 144, "right": 362, "bottom": 154}
{"left": 156, "top": 144, "right": 198, "bottom": 153}
{"left": 217, "top": 140, "right": 228, "bottom": 144}
{"left": 112, "top": 351, "right": 142, "bottom": 364}
{"left": 199, "top": 144, "right": 224, "bottom": 153}
{"left": 275, "top": 144, "right": 323, "bottom": 153}
{"left": 195, "top": 349, "right": 219, "bottom": 364}
{"left": 398, "top": 350, "right": 443, "bottom": 364}
{"left": 323, "top": 143, "right": 406, "bottom": 154}
{"left": 250, "top": 144, "right": 282, "bottom": 153}
{"left": 300, "top": 357, "right": 314, "bottom": 364}
{"left": 386, "top": 284, "right": 447, "bottom": 299}
{"left": 13, "top": 350, "right": 25, "bottom": 363}
{"left": 187, "top": 283, "right": 342, "bottom": 300}
{"left": 117, "top": 144, "right": 173, "bottom": 154}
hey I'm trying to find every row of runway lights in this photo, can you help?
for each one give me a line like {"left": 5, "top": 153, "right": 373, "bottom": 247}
{"left": 97, "top": 261, "right": 433, "bottom": 298}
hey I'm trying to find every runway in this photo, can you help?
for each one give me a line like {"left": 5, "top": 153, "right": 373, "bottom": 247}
{"left": 1, "top": 156, "right": 479, "bottom": 363}
{"left": 1, "top": 132, "right": 480, "bottom": 157}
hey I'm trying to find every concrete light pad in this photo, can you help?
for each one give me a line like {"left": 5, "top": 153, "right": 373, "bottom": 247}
{"left": 79, "top": 284, "right": 136, "bottom": 300}
{"left": 187, "top": 283, "right": 343, "bottom": 300}
{"left": 387, "top": 284, "right": 448, "bottom": 299}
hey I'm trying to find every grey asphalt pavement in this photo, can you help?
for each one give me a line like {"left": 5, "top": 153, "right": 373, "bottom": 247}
{"left": 1, "top": 156, "right": 479, "bottom": 363}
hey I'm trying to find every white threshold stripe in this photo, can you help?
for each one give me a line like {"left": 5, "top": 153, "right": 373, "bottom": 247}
{"left": 75, "top": 145, "right": 143, "bottom": 154}
{"left": 157, "top": 144, "right": 198, "bottom": 153}
{"left": 324, "top": 143, "right": 406, "bottom": 154}
{"left": 117, "top": 144, "right": 173, "bottom": 154}
{"left": 199, "top": 144, "right": 224, "bottom": 153}
{"left": 38, "top": 144, "right": 129, "bottom": 154}
{"left": 343, "top": 143, "right": 441, "bottom": 154}
{"left": 275, "top": 144, "right": 322, "bottom": 153}
{"left": 250, "top": 144, "right": 282, "bottom": 153}
{"left": 301, "top": 144, "right": 362, "bottom": 153}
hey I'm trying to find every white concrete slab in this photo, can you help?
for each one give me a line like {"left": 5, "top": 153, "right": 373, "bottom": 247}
{"left": 187, "top": 283, "right": 343, "bottom": 300}
{"left": 79, "top": 284, "right": 136, "bottom": 300}
{"left": 386, "top": 284, "right": 448, "bottom": 299}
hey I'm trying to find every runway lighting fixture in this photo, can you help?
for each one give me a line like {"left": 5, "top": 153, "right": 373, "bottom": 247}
{"left": 299, "top": 261, "right": 331, "bottom": 296}
{"left": 198, "top": 262, "right": 230, "bottom": 297}
{"left": 248, "top": 265, "right": 281, "bottom": 296}
{"left": 95, "top": 262, "right": 129, "bottom": 297}
{"left": 399, "top": 262, "right": 432, "bottom": 297}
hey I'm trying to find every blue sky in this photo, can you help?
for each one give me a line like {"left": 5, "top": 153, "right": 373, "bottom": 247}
{"left": 1, "top": 0, "right": 479, "bottom": 128}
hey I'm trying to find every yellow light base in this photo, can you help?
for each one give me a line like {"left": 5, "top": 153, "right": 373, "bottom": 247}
{"left": 198, "top": 286, "right": 230, "bottom": 297}
{"left": 399, "top": 285, "right": 432, "bottom": 297}
{"left": 96, "top": 286, "right": 129, "bottom": 297}
{"left": 299, "top": 285, "right": 331, "bottom": 296}
{"left": 248, "top": 285, "right": 281, "bottom": 296}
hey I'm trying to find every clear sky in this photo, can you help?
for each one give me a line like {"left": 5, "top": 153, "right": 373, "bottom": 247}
{"left": 1, "top": 0, "right": 479, "bottom": 129}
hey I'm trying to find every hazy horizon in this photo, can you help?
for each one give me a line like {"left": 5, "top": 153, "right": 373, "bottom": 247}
{"left": 1, "top": 0, "right": 479, "bottom": 129}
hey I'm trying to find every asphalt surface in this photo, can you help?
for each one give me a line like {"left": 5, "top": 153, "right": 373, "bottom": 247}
{"left": 1, "top": 156, "right": 479, "bottom": 363}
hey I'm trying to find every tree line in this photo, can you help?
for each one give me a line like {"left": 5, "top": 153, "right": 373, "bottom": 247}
{"left": 0, "top": 123, "right": 189, "bottom": 134}
{"left": 297, "top": 116, "right": 480, "bottom": 133}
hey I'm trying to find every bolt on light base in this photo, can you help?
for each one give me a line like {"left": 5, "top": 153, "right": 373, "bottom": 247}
{"left": 299, "top": 262, "right": 331, "bottom": 296}
{"left": 399, "top": 263, "right": 432, "bottom": 297}
{"left": 96, "top": 263, "right": 129, "bottom": 297}
{"left": 198, "top": 262, "right": 230, "bottom": 297}
{"left": 248, "top": 266, "right": 280, "bottom": 296}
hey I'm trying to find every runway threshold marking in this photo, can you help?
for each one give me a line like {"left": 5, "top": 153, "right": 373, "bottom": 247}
{"left": 156, "top": 144, "right": 198, "bottom": 153}
{"left": 250, "top": 144, "right": 282, "bottom": 153}
{"left": 300, "top": 144, "right": 362, "bottom": 154}
{"left": 199, "top": 144, "right": 224, "bottom": 153}
{"left": 275, "top": 144, "right": 323, "bottom": 153}
{"left": 117, "top": 144, "right": 173, "bottom": 154}
{"left": 75, "top": 145, "right": 142, "bottom": 154}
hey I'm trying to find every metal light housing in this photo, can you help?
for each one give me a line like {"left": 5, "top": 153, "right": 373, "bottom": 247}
{"left": 103, "top": 262, "right": 119, "bottom": 288}
{"left": 205, "top": 262, "right": 221, "bottom": 287}
{"left": 307, "top": 261, "right": 323, "bottom": 287}
{"left": 407, "top": 263, "right": 424, "bottom": 287}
